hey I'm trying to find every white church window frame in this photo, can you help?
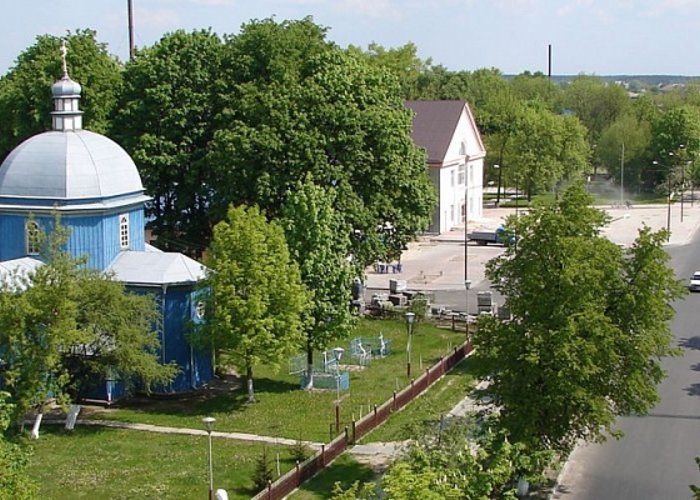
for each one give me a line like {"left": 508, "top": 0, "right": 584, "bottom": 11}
{"left": 26, "top": 220, "right": 41, "bottom": 255}
{"left": 119, "top": 214, "right": 129, "bottom": 249}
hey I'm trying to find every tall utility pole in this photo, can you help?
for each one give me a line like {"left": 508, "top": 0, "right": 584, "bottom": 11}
{"left": 128, "top": 0, "right": 135, "bottom": 60}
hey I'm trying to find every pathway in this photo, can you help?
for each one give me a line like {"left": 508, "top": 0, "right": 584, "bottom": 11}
{"left": 36, "top": 418, "right": 324, "bottom": 450}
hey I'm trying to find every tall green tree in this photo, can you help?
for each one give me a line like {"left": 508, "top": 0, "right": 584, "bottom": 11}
{"left": 208, "top": 18, "right": 435, "bottom": 267}
{"left": 509, "top": 71, "right": 562, "bottom": 111}
{"left": 598, "top": 112, "right": 652, "bottom": 192}
{"left": 280, "top": 176, "right": 356, "bottom": 389}
{"left": 473, "top": 184, "right": 684, "bottom": 452}
{"left": 0, "top": 29, "right": 122, "bottom": 160}
{"left": 203, "top": 205, "right": 307, "bottom": 402}
{"left": 508, "top": 104, "right": 588, "bottom": 199}
{"left": 350, "top": 41, "right": 433, "bottom": 99}
{"left": 562, "top": 75, "right": 630, "bottom": 144}
{"left": 111, "top": 29, "right": 224, "bottom": 257}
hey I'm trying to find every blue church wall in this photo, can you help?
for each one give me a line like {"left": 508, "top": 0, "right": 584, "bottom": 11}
{"left": 0, "top": 207, "right": 145, "bottom": 270}
{"left": 128, "top": 285, "right": 213, "bottom": 394}
{"left": 100, "top": 207, "right": 145, "bottom": 266}
{"left": 0, "top": 214, "right": 35, "bottom": 261}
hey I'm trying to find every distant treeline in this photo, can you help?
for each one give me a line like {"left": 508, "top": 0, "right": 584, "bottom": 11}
{"left": 506, "top": 74, "right": 700, "bottom": 86}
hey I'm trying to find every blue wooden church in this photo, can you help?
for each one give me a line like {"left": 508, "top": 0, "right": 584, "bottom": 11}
{"left": 0, "top": 51, "right": 213, "bottom": 400}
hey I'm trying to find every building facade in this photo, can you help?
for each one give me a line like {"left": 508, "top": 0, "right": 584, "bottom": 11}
{"left": 406, "top": 100, "right": 486, "bottom": 234}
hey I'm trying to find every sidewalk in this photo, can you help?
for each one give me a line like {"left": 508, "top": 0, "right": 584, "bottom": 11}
{"left": 37, "top": 418, "right": 324, "bottom": 450}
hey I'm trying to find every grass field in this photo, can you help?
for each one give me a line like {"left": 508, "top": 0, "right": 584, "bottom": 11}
{"left": 290, "top": 453, "right": 375, "bottom": 499}
{"left": 85, "top": 318, "right": 466, "bottom": 443}
{"left": 27, "top": 425, "right": 297, "bottom": 499}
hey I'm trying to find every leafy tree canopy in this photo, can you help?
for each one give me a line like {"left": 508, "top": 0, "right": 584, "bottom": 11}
{"left": 280, "top": 176, "right": 356, "bottom": 388}
{"left": 0, "top": 29, "right": 122, "bottom": 160}
{"left": 202, "top": 204, "right": 308, "bottom": 402}
{"left": 111, "top": 29, "right": 224, "bottom": 257}
{"left": 473, "top": 183, "right": 684, "bottom": 451}
{"left": 207, "top": 18, "right": 435, "bottom": 266}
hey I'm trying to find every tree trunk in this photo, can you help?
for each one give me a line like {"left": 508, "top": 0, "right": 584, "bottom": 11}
{"left": 30, "top": 409, "right": 43, "bottom": 439}
{"left": 65, "top": 404, "right": 81, "bottom": 431}
{"left": 246, "top": 364, "right": 256, "bottom": 403}
{"left": 304, "top": 341, "right": 314, "bottom": 390}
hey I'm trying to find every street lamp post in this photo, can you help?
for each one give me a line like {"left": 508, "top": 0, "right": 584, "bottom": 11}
{"left": 333, "top": 347, "right": 344, "bottom": 433}
{"left": 405, "top": 312, "right": 415, "bottom": 378}
{"left": 202, "top": 416, "right": 216, "bottom": 500}
{"left": 620, "top": 142, "right": 625, "bottom": 207}
{"left": 464, "top": 279, "right": 472, "bottom": 340}
{"left": 652, "top": 160, "right": 672, "bottom": 238}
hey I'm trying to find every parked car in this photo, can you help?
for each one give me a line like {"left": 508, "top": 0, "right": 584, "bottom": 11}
{"left": 688, "top": 271, "right": 700, "bottom": 292}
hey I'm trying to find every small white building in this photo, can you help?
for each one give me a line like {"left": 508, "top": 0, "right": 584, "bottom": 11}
{"left": 406, "top": 100, "right": 486, "bottom": 234}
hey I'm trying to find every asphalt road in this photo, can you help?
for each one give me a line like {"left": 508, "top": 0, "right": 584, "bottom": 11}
{"left": 553, "top": 236, "right": 700, "bottom": 499}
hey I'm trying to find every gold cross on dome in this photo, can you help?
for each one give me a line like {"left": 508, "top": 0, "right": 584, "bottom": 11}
{"left": 60, "top": 40, "right": 68, "bottom": 77}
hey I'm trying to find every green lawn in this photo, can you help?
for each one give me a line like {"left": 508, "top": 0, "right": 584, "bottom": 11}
{"left": 361, "top": 355, "right": 477, "bottom": 443}
{"left": 27, "top": 425, "right": 297, "bottom": 499}
{"left": 86, "top": 318, "right": 466, "bottom": 443}
{"left": 290, "top": 453, "right": 375, "bottom": 499}
{"left": 289, "top": 356, "right": 479, "bottom": 498}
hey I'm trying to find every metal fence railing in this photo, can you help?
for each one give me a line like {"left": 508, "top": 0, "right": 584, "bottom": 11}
{"left": 252, "top": 340, "right": 474, "bottom": 500}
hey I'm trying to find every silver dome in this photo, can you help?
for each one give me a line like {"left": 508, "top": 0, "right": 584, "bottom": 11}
{"left": 0, "top": 130, "right": 144, "bottom": 200}
{"left": 51, "top": 75, "right": 82, "bottom": 97}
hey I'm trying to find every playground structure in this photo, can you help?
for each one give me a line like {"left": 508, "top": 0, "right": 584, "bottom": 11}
{"left": 288, "top": 333, "right": 392, "bottom": 390}
{"left": 349, "top": 333, "right": 391, "bottom": 366}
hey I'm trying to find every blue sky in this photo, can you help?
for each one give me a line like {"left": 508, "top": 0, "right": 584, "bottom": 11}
{"left": 3, "top": 0, "right": 700, "bottom": 76}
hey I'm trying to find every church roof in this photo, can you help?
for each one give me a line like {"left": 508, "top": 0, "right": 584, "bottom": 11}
{"left": 0, "top": 257, "right": 43, "bottom": 290}
{"left": 0, "top": 130, "right": 144, "bottom": 200}
{"left": 108, "top": 248, "right": 207, "bottom": 287}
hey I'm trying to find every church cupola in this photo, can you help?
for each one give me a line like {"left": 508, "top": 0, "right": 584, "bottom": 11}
{"left": 50, "top": 41, "right": 83, "bottom": 131}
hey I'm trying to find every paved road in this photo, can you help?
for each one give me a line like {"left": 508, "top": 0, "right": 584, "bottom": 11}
{"left": 553, "top": 236, "right": 700, "bottom": 499}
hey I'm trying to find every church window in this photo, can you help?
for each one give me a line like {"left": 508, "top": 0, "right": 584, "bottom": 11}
{"left": 26, "top": 220, "right": 41, "bottom": 255}
{"left": 195, "top": 300, "right": 206, "bottom": 320}
{"left": 119, "top": 214, "right": 129, "bottom": 249}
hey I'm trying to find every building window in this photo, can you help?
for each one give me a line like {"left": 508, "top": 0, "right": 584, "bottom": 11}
{"left": 119, "top": 214, "right": 129, "bottom": 249}
{"left": 458, "top": 164, "right": 465, "bottom": 185}
{"left": 195, "top": 300, "right": 206, "bottom": 320}
{"left": 450, "top": 205, "right": 455, "bottom": 222}
{"left": 450, "top": 170, "right": 455, "bottom": 187}
{"left": 26, "top": 220, "right": 41, "bottom": 255}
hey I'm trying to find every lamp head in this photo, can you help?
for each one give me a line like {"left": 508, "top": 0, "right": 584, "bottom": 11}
{"left": 202, "top": 416, "right": 216, "bottom": 432}
{"left": 333, "top": 347, "right": 344, "bottom": 362}
{"left": 405, "top": 312, "right": 416, "bottom": 325}
{"left": 465, "top": 279, "right": 472, "bottom": 290}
